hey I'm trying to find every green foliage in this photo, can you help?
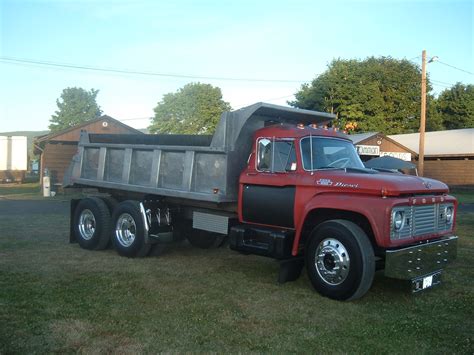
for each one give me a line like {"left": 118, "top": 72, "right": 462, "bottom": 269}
{"left": 426, "top": 96, "right": 444, "bottom": 132}
{"left": 437, "top": 83, "right": 474, "bottom": 129}
{"left": 149, "top": 83, "right": 231, "bottom": 134}
{"left": 49, "top": 87, "right": 102, "bottom": 132}
{"left": 290, "top": 57, "right": 436, "bottom": 134}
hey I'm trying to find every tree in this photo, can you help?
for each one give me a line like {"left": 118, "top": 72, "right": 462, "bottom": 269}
{"left": 290, "top": 57, "right": 439, "bottom": 134}
{"left": 149, "top": 83, "right": 231, "bottom": 134}
{"left": 436, "top": 83, "right": 474, "bottom": 129}
{"left": 49, "top": 87, "right": 102, "bottom": 132}
{"left": 426, "top": 97, "right": 444, "bottom": 132}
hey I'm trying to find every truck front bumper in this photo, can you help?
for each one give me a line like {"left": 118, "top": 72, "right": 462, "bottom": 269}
{"left": 384, "top": 236, "right": 458, "bottom": 280}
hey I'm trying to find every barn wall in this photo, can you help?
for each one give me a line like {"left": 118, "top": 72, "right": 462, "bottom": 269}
{"left": 39, "top": 118, "right": 142, "bottom": 186}
{"left": 357, "top": 135, "right": 414, "bottom": 162}
{"left": 42, "top": 143, "right": 78, "bottom": 185}
{"left": 51, "top": 119, "right": 138, "bottom": 142}
{"left": 422, "top": 158, "right": 474, "bottom": 186}
{"left": 362, "top": 136, "right": 408, "bottom": 153}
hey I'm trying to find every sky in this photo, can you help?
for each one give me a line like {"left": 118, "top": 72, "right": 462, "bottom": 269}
{"left": 0, "top": 0, "right": 473, "bottom": 132}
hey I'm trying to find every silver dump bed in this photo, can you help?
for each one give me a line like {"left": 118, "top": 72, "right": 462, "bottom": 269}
{"left": 64, "top": 103, "right": 334, "bottom": 203}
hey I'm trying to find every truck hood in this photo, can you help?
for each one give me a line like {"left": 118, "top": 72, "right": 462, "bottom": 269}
{"left": 316, "top": 169, "right": 449, "bottom": 197}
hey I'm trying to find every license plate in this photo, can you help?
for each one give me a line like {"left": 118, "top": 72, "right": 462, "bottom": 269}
{"left": 422, "top": 275, "right": 433, "bottom": 289}
{"left": 412, "top": 272, "right": 442, "bottom": 293}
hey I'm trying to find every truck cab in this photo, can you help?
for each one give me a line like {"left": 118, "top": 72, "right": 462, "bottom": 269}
{"left": 230, "top": 123, "right": 457, "bottom": 300}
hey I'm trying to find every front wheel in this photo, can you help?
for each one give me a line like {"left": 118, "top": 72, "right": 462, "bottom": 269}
{"left": 305, "top": 219, "right": 375, "bottom": 301}
{"left": 111, "top": 201, "right": 151, "bottom": 257}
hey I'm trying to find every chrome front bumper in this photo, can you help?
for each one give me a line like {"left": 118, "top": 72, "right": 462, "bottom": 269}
{"left": 384, "top": 236, "right": 458, "bottom": 280}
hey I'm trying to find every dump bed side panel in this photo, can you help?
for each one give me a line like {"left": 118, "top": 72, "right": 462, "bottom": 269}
{"left": 65, "top": 135, "right": 231, "bottom": 203}
{"left": 64, "top": 103, "right": 335, "bottom": 203}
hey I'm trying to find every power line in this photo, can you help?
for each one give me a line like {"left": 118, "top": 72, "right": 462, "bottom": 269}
{"left": 431, "top": 79, "right": 456, "bottom": 86}
{"left": 435, "top": 60, "right": 474, "bottom": 75}
{"left": 118, "top": 116, "right": 153, "bottom": 122}
{"left": 0, "top": 56, "right": 308, "bottom": 83}
{"left": 234, "top": 94, "right": 295, "bottom": 110}
{"left": 408, "top": 55, "right": 421, "bottom": 62}
{"left": 431, "top": 83, "right": 452, "bottom": 89}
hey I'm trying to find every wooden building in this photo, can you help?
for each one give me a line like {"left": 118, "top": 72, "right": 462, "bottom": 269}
{"left": 34, "top": 116, "right": 143, "bottom": 187}
{"left": 389, "top": 128, "right": 474, "bottom": 186}
{"left": 348, "top": 132, "right": 417, "bottom": 162}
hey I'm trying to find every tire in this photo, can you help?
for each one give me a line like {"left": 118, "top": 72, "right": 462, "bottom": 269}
{"left": 73, "top": 197, "right": 111, "bottom": 250}
{"left": 187, "top": 228, "right": 225, "bottom": 249}
{"left": 100, "top": 196, "right": 118, "bottom": 249}
{"left": 305, "top": 219, "right": 375, "bottom": 301}
{"left": 111, "top": 200, "right": 151, "bottom": 257}
{"left": 101, "top": 196, "right": 118, "bottom": 213}
{"left": 172, "top": 219, "right": 191, "bottom": 242}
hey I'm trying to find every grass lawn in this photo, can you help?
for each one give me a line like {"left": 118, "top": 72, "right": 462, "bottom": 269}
{"left": 451, "top": 189, "right": 474, "bottom": 204}
{"left": 0, "top": 183, "right": 41, "bottom": 197}
{"left": 0, "top": 189, "right": 473, "bottom": 352}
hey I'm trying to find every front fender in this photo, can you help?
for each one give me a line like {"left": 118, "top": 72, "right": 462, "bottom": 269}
{"left": 292, "top": 193, "right": 391, "bottom": 256}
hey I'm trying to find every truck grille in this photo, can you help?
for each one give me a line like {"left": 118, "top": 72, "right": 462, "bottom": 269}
{"left": 413, "top": 205, "right": 436, "bottom": 236}
{"left": 391, "top": 203, "right": 454, "bottom": 240}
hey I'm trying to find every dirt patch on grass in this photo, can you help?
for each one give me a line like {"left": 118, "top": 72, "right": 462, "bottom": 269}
{"left": 51, "top": 319, "right": 144, "bottom": 354}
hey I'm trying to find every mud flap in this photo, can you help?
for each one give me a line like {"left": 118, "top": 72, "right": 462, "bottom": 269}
{"left": 278, "top": 257, "right": 304, "bottom": 283}
{"left": 69, "top": 199, "right": 80, "bottom": 243}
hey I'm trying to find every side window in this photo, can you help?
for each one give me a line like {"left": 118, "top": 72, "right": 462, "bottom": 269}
{"left": 257, "top": 138, "right": 272, "bottom": 171}
{"left": 257, "top": 138, "right": 296, "bottom": 172}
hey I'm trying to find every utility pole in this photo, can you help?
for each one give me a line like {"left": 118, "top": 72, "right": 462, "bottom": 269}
{"left": 419, "top": 50, "right": 427, "bottom": 177}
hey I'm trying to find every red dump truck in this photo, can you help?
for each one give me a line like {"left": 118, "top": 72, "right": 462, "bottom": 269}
{"left": 64, "top": 103, "right": 458, "bottom": 300}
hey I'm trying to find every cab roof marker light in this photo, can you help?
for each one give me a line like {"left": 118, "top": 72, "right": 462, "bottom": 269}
{"left": 297, "top": 123, "right": 305, "bottom": 129}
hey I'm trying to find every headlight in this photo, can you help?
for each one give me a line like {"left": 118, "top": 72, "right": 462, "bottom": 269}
{"left": 393, "top": 210, "right": 405, "bottom": 231}
{"left": 445, "top": 206, "right": 454, "bottom": 223}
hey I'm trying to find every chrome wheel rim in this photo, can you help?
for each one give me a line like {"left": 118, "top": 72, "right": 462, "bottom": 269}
{"left": 315, "top": 238, "right": 350, "bottom": 285}
{"left": 115, "top": 213, "right": 136, "bottom": 247}
{"left": 78, "top": 209, "right": 96, "bottom": 240}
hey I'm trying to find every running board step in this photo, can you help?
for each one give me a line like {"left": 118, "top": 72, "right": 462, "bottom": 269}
{"left": 229, "top": 224, "right": 294, "bottom": 259}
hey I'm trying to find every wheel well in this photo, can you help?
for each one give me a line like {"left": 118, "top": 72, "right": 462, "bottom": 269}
{"left": 299, "top": 208, "right": 377, "bottom": 253}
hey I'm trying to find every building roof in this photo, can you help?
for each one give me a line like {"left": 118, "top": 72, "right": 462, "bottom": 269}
{"left": 347, "top": 132, "right": 378, "bottom": 144}
{"left": 348, "top": 131, "right": 417, "bottom": 156}
{"left": 35, "top": 115, "right": 143, "bottom": 143}
{"left": 389, "top": 128, "right": 474, "bottom": 157}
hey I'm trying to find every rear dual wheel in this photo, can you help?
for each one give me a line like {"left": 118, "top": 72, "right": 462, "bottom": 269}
{"left": 187, "top": 229, "right": 226, "bottom": 249}
{"left": 111, "top": 200, "right": 151, "bottom": 257}
{"left": 73, "top": 197, "right": 111, "bottom": 250}
{"left": 74, "top": 198, "right": 151, "bottom": 257}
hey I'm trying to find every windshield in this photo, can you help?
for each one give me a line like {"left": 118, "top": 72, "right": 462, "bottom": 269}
{"left": 300, "top": 137, "right": 364, "bottom": 170}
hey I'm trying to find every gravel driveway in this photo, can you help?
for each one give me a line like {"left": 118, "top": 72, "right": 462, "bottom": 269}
{"left": 0, "top": 199, "right": 70, "bottom": 216}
